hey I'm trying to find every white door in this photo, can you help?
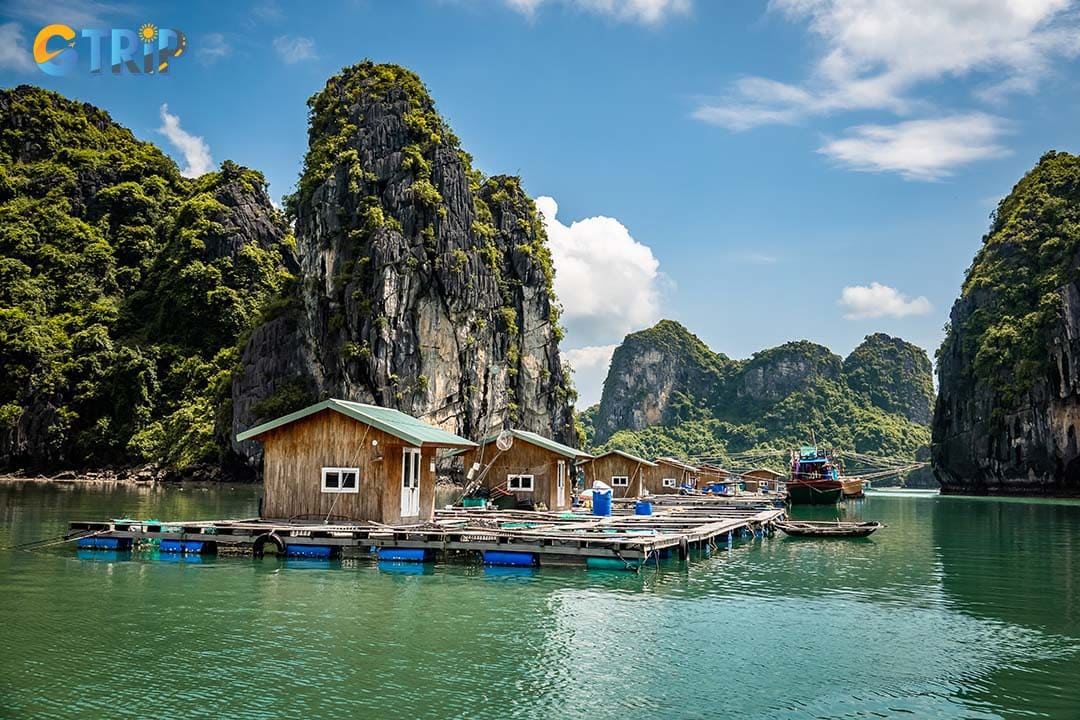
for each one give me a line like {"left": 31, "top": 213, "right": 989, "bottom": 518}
{"left": 556, "top": 460, "right": 566, "bottom": 507}
{"left": 400, "top": 447, "right": 421, "bottom": 517}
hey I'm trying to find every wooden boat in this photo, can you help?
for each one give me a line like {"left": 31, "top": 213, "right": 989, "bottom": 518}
{"left": 775, "top": 520, "right": 883, "bottom": 538}
{"left": 863, "top": 487, "right": 939, "bottom": 498}
{"left": 787, "top": 445, "right": 843, "bottom": 505}
{"left": 840, "top": 477, "right": 864, "bottom": 499}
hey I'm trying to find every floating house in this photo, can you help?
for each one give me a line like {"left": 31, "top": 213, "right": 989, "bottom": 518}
{"left": 582, "top": 449, "right": 658, "bottom": 498}
{"left": 644, "top": 457, "right": 699, "bottom": 495}
{"left": 462, "top": 429, "right": 591, "bottom": 511}
{"left": 697, "top": 463, "right": 731, "bottom": 488}
{"left": 741, "top": 467, "right": 785, "bottom": 493}
{"left": 236, "top": 398, "right": 476, "bottom": 524}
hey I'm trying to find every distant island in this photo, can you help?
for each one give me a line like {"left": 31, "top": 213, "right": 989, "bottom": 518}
{"left": 579, "top": 321, "right": 932, "bottom": 474}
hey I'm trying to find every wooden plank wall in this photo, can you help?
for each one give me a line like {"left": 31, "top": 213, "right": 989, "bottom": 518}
{"left": 463, "top": 440, "right": 569, "bottom": 510}
{"left": 583, "top": 455, "right": 650, "bottom": 498}
{"left": 261, "top": 409, "right": 436, "bottom": 524}
{"left": 742, "top": 469, "right": 783, "bottom": 492}
{"left": 641, "top": 460, "right": 695, "bottom": 495}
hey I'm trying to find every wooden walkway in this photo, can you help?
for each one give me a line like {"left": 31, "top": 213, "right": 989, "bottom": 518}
{"left": 68, "top": 505, "right": 785, "bottom": 571}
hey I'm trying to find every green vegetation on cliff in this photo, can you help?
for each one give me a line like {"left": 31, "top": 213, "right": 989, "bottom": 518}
{"left": 0, "top": 86, "right": 294, "bottom": 470}
{"left": 938, "top": 151, "right": 1080, "bottom": 414}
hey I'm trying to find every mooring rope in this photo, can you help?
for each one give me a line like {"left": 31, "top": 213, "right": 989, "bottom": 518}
{"left": 1, "top": 528, "right": 104, "bottom": 552}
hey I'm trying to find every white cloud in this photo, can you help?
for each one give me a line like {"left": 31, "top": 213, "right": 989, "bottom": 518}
{"left": 0, "top": 23, "right": 34, "bottom": 72}
{"left": 196, "top": 33, "right": 231, "bottom": 65}
{"left": 537, "top": 196, "right": 662, "bottom": 347}
{"left": 253, "top": 1, "right": 285, "bottom": 22}
{"left": 693, "top": 0, "right": 1080, "bottom": 177}
{"left": 562, "top": 344, "right": 618, "bottom": 407}
{"left": 819, "top": 114, "right": 1011, "bottom": 180}
{"left": 157, "top": 104, "right": 214, "bottom": 178}
{"left": 839, "top": 282, "right": 932, "bottom": 320}
{"left": 697, "top": 0, "right": 1080, "bottom": 128}
{"left": 273, "top": 35, "right": 316, "bottom": 64}
{"left": 728, "top": 250, "right": 780, "bottom": 265}
{"left": 504, "top": 0, "right": 690, "bottom": 24}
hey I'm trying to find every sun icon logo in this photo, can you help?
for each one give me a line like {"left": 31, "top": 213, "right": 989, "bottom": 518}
{"left": 138, "top": 23, "right": 159, "bottom": 44}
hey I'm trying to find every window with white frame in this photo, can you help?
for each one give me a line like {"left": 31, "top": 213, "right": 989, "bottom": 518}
{"left": 662, "top": 477, "right": 677, "bottom": 488}
{"left": 507, "top": 474, "right": 534, "bottom": 492}
{"left": 322, "top": 467, "right": 360, "bottom": 494}
{"left": 611, "top": 476, "right": 629, "bottom": 487}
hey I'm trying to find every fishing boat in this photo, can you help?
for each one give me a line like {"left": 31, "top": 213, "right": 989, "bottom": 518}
{"left": 786, "top": 445, "right": 844, "bottom": 505}
{"left": 774, "top": 520, "right": 883, "bottom": 538}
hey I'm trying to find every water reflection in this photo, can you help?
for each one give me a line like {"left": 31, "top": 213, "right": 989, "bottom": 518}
{"left": 2, "top": 484, "right": 1079, "bottom": 719}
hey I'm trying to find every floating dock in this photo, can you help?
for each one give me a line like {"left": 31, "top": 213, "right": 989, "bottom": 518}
{"left": 68, "top": 504, "right": 785, "bottom": 571}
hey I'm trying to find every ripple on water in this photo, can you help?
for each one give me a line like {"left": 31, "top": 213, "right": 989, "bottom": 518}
{"left": 1, "top": 488, "right": 1079, "bottom": 719}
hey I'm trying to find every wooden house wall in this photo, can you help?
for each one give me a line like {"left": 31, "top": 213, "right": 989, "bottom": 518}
{"left": 463, "top": 441, "right": 571, "bottom": 510}
{"left": 697, "top": 466, "right": 730, "bottom": 485}
{"left": 260, "top": 409, "right": 436, "bottom": 524}
{"left": 742, "top": 469, "right": 783, "bottom": 492}
{"left": 583, "top": 455, "right": 651, "bottom": 498}
{"left": 641, "top": 460, "right": 697, "bottom": 495}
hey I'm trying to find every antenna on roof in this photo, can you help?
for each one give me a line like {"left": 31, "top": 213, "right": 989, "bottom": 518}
{"left": 496, "top": 429, "right": 514, "bottom": 452}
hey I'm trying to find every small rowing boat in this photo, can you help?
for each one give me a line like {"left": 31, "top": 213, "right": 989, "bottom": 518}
{"left": 840, "top": 477, "right": 865, "bottom": 499}
{"left": 774, "top": 520, "right": 883, "bottom": 538}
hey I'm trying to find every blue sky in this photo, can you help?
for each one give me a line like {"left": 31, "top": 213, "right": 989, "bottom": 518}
{"left": 3, "top": 0, "right": 1080, "bottom": 406}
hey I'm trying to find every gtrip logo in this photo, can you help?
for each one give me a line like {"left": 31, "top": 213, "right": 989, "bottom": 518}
{"left": 34, "top": 23, "right": 187, "bottom": 76}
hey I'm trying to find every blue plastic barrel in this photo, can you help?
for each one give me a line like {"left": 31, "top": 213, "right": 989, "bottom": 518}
{"left": 286, "top": 544, "right": 335, "bottom": 559}
{"left": 377, "top": 548, "right": 430, "bottom": 562}
{"left": 159, "top": 539, "right": 183, "bottom": 553}
{"left": 592, "top": 489, "right": 612, "bottom": 516}
{"left": 634, "top": 500, "right": 653, "bottom": 516}
{"left": 482, "top": 550, "right": 537, "bottom": 566}
{"left": 77, "top": 537, "right": 131, "bottom": 551}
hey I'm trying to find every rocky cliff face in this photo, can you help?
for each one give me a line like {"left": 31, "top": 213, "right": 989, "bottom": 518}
{"left": 232, "top": 62, "right": 575, "bottom": 460}
{"left": 737, "top": 341, "right": 841, "bottom": 404}
{"left": 591, "top": 320, "right": 933, "bottom": 460}
{"left": 592, "top": 320, "right": 731, "bottom": 443}
{"left": 933, "top": 151, "right": 1080, "bottom": 496}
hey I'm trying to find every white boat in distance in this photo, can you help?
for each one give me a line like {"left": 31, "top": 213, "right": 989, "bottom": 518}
{"left": 863, "top": 487, "right": 940, "bottom": 498}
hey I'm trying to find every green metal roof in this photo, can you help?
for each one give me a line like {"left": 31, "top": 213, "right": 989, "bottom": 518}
{"left": 477, "top": 428, "right": 591, "bottom": 459}
{"left": 655, "top": 456, "right": 698, "bottom": 472}
{"left": 235, "top": 398, "right": 477, "bottom": 448}
{"left": 586, "top": 449, "right": 657, "bottom": 466}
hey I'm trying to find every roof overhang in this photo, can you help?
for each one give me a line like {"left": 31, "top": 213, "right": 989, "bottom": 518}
{"left": 236, "top": 398, "right": 477, "bottom": 448}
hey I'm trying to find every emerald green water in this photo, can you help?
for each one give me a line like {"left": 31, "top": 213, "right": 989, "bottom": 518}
{"left": 1, "top": 483, "right": 1078, "bottom": 719}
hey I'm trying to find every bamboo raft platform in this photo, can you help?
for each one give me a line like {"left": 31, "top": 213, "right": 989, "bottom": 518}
{"left": 611, "top": 493, "right": 786, "bottom": 512}
{"left": 67, "top": 505, "right": 785, "bottom": 571}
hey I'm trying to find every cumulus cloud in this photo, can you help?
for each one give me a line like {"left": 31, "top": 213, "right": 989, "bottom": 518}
{"left": 273, "top": 35, "right": 316, "bottom": 64}
{"left": 0, "top": 23, "right": 34, "bottom": 72}
{"left": 839, "top": 282, "right": 932, "bottom": 320}
{"left": 157, "top": 104, "right": 214, "bottom": 178}
{"left": 819, "top": 114, "right": 1011, "bottom": 180}
{"left": 562, "top": 344, "right": 618, "bottom": 408}
{"left": 537, "top": 196, "right": 662, "bottom": 346}
{"left": 537, "top": 196, "right": 663, "bottom": 407}
{"left": 196, "top": 33, "right": 231, "bottom": 65}
{"left": 504, "top": 0, "right": 690, "bottom": 24}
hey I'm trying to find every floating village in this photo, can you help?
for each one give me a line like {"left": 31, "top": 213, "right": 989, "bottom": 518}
{"left": 64, "top": 398, "right": 921, "bottom": 571}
